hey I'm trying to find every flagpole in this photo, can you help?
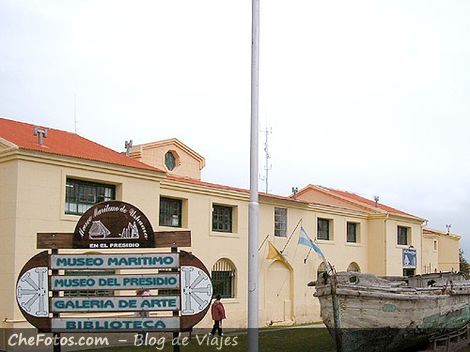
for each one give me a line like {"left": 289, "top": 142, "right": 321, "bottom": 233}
{"left": 304, "top": 248, "right": 312, "bottom": 263}
{"left": 280, "top": 218, "right": 302, "bottom": 253}
{"left": 248, "top": 0, "right": 260, "bottom": 350}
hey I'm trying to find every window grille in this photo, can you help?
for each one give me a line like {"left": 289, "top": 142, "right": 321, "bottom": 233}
{"left": 274, "top": 208, "right": 287, "bottom": 237}
{"left": 211, "top": 259, "right": 236, "bottom": 298}
{"left": 159, "top": 197, "right": 182, "bottom": 227}
{"left": 317, "top": 218, "right": 330, "bottom": 240}
{"left": 347, "top": 262, "right": 361, "bottom": 272}
{"left": 65, "top": 178, "right": 115, "bottom": 215}
{"left": 212, "top": 205, "right": 233, "bottom": 233}
{"left": 347, "top": 222, "right": 357, "bottom": 243}
{"left": 397, "top": 226, "right": 409, "bottom": 245}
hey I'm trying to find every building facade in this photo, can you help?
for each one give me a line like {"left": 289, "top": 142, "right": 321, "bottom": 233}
{"left": 0, "top": 117, "right": 462, "bottom": 337}
{"left": 422, "top": 228, "right": 460, "bottom": 273}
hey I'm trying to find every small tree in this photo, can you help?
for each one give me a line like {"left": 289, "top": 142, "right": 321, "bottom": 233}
{"left": 459, "top": 249, "right": 470, "bottom": 277}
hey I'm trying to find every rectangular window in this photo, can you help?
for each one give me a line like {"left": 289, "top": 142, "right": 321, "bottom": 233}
{"left": 212, "top": 271, "right": 234, "bottom": 298}
{"left": 274, "top": 207, "right": 287, "bottom": 237}
{"left": 317, "top": 218, "right": 330, "bottom": 240}
{"left": 159, "top": 197, "right": 183, "bottom": 227}
{"left": 347, "top": 222, "right": 358, "bottom": 243}
{"left": 65, "top": 178, "right": 115, "bottom": 215}
{"left": 397, "top": 226, "right": 409, "bottom": 245}
{"left": 212, "top": 205, "right": 233, "bottom": 233}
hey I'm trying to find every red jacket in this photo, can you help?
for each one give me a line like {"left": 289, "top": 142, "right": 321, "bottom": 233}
{"left": 211, "top": 301, "right": 226, "bottom": 321}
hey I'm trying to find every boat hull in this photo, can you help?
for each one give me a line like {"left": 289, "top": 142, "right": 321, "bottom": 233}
{"left": 323, "top": 326, "right": 431, "bottom": 352}
{"left": 315, "top": 272, "right": 470, "bottom": 352}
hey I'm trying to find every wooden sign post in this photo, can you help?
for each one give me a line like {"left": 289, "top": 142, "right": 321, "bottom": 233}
{"left": 16, "top": 201, "right": 213, "bottom": 351}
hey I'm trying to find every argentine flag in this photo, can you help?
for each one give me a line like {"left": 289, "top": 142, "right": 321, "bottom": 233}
{"left": 298, "top": 226, "right": 327, "bottom": 262}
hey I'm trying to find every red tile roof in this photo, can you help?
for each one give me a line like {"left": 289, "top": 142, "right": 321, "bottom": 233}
{"left": 0, "top": 117, "right": 163, "bottom": 172}
{"left": 166, "top": 176, "right": 374, "bottom": 213}
{"left": 166, "top": 175, "right": 311, "bottom": 204}
{"left": 0, "top": 118, "right": 423, "bottom": 220}
{"left": 319, "top": 186, "right": 418, "bottom": 218}
{"left": 423, "top": 228, "right": 461, "bottom": 238}
{"left": 423, "top": 228, "right": 442, "bottom": 235}
{"left": 167, "top": 175, "right": 250, "bottom": 193}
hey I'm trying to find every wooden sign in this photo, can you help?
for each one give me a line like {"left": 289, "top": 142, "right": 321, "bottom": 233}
{"left": 37, "top": 230, "right": 191, "bottom": 249}
{"left": 50, "top": 273, "right": 180, "bottom": 291}
{"left": 73, "top": 201, "right": 154, "bottom": 249}
{"left": 50, "top": 296, "right": 180, "bottom": 312}
{"left": 17, "top": 250, "right": 212, "bottom": 332}
{"left": 16, "top": 201, "right": 213, "bottom": 334}
{"left": 50, "top": 253, "right": 179, "bottom": 270}
{"left": 51, "top": 317, "right": 180, "bottom": 332}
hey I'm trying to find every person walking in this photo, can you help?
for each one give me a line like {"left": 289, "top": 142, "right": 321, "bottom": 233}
{"left": 210, "top": 294, "right": 226, "bottom": 337}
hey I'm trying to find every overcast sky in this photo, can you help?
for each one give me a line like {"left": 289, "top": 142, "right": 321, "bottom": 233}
{"left": 1, "top": 1, "right": 469, "bottom": 257}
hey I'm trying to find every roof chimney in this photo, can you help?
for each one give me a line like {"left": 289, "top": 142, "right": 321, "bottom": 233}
{"left": 33, "top": 126, "right": 48, "bottom": 145}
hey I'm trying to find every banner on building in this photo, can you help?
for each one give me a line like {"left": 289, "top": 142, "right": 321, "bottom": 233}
{"left": 403, "top": 248, "right": 417, "bottom": 269}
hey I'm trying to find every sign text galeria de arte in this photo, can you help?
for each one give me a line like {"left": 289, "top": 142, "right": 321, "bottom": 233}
{"left": 15, "top": 201, "right": 213, "bottom": 332}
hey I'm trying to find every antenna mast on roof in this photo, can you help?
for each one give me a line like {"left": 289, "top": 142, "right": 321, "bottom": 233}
{"left": 446, "top": 224, "right": 452, "bottom": 234}
{"left": 74, "top": 93, "right": 78, "bottom": 134}
{"left": 125, "top": 140, "right": 133, "bottom": 155}
{"left": 292, "top": 187, "right": 298, "bottom": 198}
{"left": 374, "top": 196, "right": 380, "bottom": 207}
{"left": 260, "top": 126, "right": 272, "bottom": 193}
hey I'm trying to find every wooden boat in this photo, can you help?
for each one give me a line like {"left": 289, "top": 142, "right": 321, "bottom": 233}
{"left": 313, "top": 271, "right": 470, "bottom": 352}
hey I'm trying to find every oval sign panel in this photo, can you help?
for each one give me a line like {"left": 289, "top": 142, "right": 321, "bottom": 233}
{"left": 73, "top": 201, "right": 155, "bottom": 249}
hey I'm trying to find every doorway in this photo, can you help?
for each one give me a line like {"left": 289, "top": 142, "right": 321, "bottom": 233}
{"left": 266, "top": 261, "right": 293, "bottom": 324}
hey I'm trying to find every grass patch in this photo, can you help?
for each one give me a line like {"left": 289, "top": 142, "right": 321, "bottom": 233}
{"left": 83, "top": 328, "right": 334, "bottom": 352}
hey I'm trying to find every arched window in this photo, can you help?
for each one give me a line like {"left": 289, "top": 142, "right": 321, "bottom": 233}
{"left": 212, "top": 258, "right": 236, "bottom": 298}
{"left": 347, "top": 262, "right": 361, "bottom": 273}
{"left": 317, "top": 262, "right": 327, "bottom": 279}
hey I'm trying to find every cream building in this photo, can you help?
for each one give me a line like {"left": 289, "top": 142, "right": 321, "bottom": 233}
{"left": 421, "top": 228, "right": 461, "bottom": 273}
{"left": 0, "top": 117, "right": 462, "bottom": 339}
